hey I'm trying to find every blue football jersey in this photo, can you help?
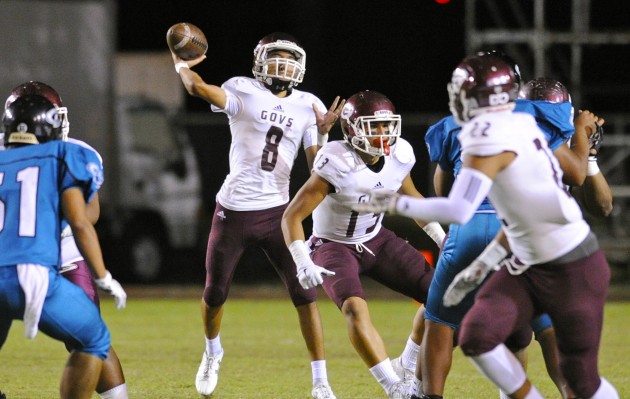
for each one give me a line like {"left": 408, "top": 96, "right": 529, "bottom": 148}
{"left": 425, "top": 115, "right": 494, "bottom": 210}
{"left": 0, "top": 141, "right": 103, "bottom": 268}
{"left": 514, "top": 99, "right": 575, "bottom": 151}
{"left": 424, "top": 116, "right": 463, "bottom": 175}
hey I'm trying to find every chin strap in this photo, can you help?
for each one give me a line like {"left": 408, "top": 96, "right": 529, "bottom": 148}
{"left": 265, "top": 78, "right": 293, "bottom": 94}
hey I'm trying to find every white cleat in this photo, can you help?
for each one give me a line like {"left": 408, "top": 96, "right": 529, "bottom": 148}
{"left": 312, "top": 383, "right": 337, "bottom": 399}
{"left": 391, "top": 357, "right": 417, "bottom": 393}
{"left": 387, "top": 381, "right": 412, "bottom": 399}
{"left": 195, "top": 350, "right": 223, "bottom": 397}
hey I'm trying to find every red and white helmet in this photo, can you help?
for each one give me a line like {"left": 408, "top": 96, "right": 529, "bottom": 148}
{"left": 252, "top": 32, "right": 306, "bottom": 92}
{"left": 5, "top": 81, "right": 69, "bottom": 140}
{"left": 448, "top": 53, "right": 519, "bottom": 124}
{"left": 340, "top": 90, "right": 401, "bottom": 157}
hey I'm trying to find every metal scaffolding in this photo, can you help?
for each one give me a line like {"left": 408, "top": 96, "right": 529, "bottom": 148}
{"left": 465, "top": 0, "right": 630, "bottom": 267}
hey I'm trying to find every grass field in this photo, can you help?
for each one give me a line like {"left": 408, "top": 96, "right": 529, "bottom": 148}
{"left": 1, "top": 284, "right": 629, "bottom": 398}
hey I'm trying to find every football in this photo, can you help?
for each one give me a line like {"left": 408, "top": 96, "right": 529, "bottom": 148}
{"left": 166, "top": 22, "right": 208, "bottom": 61}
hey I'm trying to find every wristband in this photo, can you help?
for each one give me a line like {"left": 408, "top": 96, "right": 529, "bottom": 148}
{"left": 317, "top": 133, "right": 329, "bottom": 147}
{"left": 422, "top": 221, "right": 446, "bottom": 246}
{"left": 476, "top": 239, "right": 508, "bottom": 267}
{"left": 289, "top": 240, "right": 311, "bottom": 268}
{"left": 587, "top": 156, "right": 600, "bottom": 176}
{"left": 175, "top": 62, "right": 189, "bottom": 74}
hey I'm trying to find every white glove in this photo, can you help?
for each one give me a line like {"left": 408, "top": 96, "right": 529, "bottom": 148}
{"left": 443, "top": 239, "right": 508, "bottom": 307}
{"left": 297, "top": 263, "right": 336, "bottom": 289}
{"left": 289, "top": 240, "right": 335, "bottom": 289}
{"left": 351, "top": 189, "right": 400, "bottom": 214}
{"left": 94, "top": 271, "right": 127, "bottom": 309}
{"left": 442, "top": 259, "right": 496, "bottom": 307}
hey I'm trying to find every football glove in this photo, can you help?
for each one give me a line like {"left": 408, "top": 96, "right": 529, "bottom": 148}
{"left": 95, "top": 271, "right": 127, "bottom": 309}
{"left": 443, "top": 259, "right": 497, "bottom": 307}
{"left": 296, "top": 262, "right": 335, "bottom": 289}
{"left": 351, "top": 189, "right": 400, "bottom": 215}
{"left": 443, "top": 239, "right": 508, "bottom": 307}
{"left": 289, "top": 240, "right": 335, "bottom": 289}
{"left": 589, "top": 123, "right": 604, "bottom": 156}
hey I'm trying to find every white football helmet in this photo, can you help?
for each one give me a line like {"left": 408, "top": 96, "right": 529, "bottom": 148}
{"left": 252, "top": 32, "right": 306, "bottom": 92}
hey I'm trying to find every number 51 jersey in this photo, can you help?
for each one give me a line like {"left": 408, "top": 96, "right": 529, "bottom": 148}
{"left": 0, "top": 141, "right": 103, "bottom": 269}
{"left": 312, "top": 139, "right": 415, "bottom": 244}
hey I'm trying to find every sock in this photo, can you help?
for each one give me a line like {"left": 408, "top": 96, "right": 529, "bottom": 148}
{"left": 311, "top": 360, "right": 329, "bottom": 386}
{"left": 205, "top": 334, "right": 223, "bottom": 356}
{"left": 99, "top": 383, "right": 128, "bottom": 399}
{"left": 369, "top": 358, "right": 400, "bottom": 393}
{"left": 524, "top": 385, "right": 543, "bottom": 399}
{"left": 589, "top": 377, "right": 619, "bottom": 399}
{"left": 401, "top": 336, "right": 421, "bottom": 370}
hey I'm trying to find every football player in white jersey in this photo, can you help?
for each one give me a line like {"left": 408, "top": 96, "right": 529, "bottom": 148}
{"left": 4, "top": 81, "right": 129, "bottom": 399}
{"left": 171, "top": 32, "right": 344, "bottom": 399}
{"left": 354, "top": 55, "right": 618, "bottom": 399}
{"left": 281, "top": 91, "right": 445, "bottom": 399}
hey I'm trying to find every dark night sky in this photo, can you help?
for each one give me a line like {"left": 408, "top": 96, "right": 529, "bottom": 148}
{"left": 117, "top": 0, "right": 630, "bottom": 114}
{"left": 113, "top": 0, "right": 630, "bottom": 269}
{"left": 117, "top": 0, "right": 466, "bottom": 113}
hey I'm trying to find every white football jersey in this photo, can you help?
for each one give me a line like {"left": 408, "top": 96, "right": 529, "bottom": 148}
{"left": 60, "top": 138, "right": 103, "bottom": 265}
{"left": 458, "top": 110, "right": 590, "bottom": 264}
{"left": 312, "top": 138, "right": 415, "bottom": 244}
{"left": 212, "top": 77, "right": 326, "bottom": 211}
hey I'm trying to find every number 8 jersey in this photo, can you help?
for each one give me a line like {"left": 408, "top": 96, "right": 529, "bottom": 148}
{"left": 311, "top": 139, "right": 415, "bottom": 244}
{"left": 211, "top": 77, "right": 327, "bottom": 211}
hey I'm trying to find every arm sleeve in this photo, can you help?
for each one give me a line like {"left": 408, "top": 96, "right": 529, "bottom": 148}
{"left": 395, "top": 167, "right": 493, "bottom": 225}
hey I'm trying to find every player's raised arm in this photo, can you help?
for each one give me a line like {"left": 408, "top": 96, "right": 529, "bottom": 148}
{"left": 167, "top": 23, "right": 227, "bottom": 109}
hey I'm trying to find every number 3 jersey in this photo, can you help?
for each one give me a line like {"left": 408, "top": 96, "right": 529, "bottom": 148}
{"left": 0, "top": 141, "right": 103, "bottom": 269}
{"left": 211, "top": 77, "right": 327, "bottom": 211}
{"left": 458, "top": 110, "right": 589, "bottom": 264}
{"left": 311, "top": 139, "right": 415, "bottom": 244}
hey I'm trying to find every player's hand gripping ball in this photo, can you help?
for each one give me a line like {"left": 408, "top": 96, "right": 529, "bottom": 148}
{"left": 166, "top": 22, "right": 208, "bottom": 60}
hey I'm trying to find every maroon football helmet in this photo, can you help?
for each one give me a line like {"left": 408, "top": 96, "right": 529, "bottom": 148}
{"left": 448, "top": 53, "right": 519, "bottom": 124}
{"left": 340, "top": 90, "right": 401, "bottom": 157}
{"left": 481, "top": 50, "right": 522, "bottom": 88}
{"left": 519, "top": 77, "right": 571, "bottom": 103}
{"left": 5, "top": 81, "right": 69, "bottom": 140}
{"left": 252, "top": 32, "right": 306, "bottom": 92}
